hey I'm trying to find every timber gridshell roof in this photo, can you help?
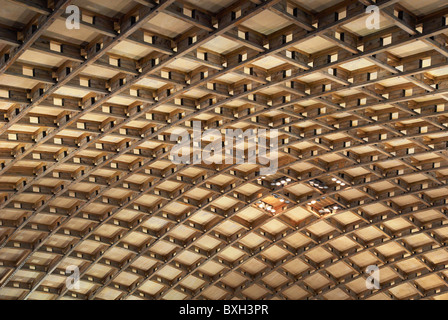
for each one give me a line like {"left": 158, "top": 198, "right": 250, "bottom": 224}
{"left": 1, "top": 0, "right": 448, "bottom": 300}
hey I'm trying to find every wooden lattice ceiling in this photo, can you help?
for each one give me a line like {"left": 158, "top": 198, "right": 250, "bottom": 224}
{"left": 1, "top": 0, "right": 448, "bottom": 300}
